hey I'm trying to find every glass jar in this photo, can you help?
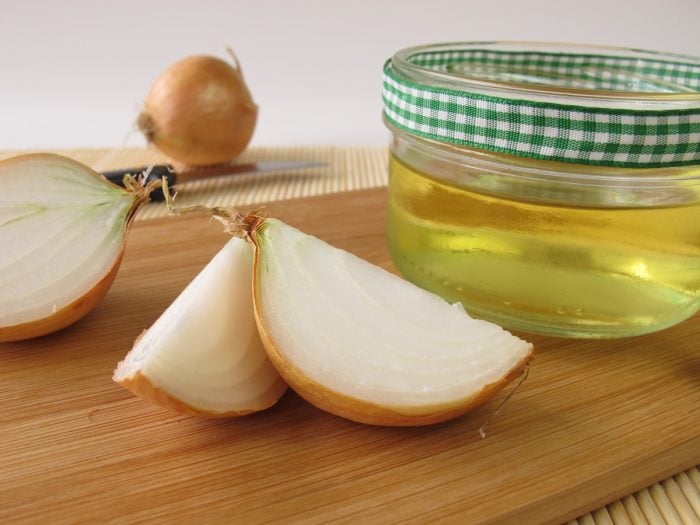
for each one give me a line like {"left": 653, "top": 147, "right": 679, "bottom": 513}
{"left": 382, "top": 42, "right": 700, "bottom": 338}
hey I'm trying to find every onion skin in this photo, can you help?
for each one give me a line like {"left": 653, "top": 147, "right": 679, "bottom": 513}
{"left": 247, "top": 219, "right": 534, "bottom": 426}
{"left": 138, "top": 54, "right": 258, "bottom": 166}
{"left": 0, "top": 153, "right": 146, "bottom": 343}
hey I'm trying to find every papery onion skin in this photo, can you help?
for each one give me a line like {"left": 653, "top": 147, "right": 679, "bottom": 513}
{"left": 0, "top": 154, "right": 146, "bottom": 343}
{"left": 247, "top": 218, "right": 534, "bottom": 427}
{"left": 138, "top": 54, "right": 258, "bottom": 166}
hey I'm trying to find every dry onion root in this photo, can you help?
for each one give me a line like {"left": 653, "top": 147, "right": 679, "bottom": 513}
{"left": 137, "top": 51, "right": 258, "bottom": 166}
{"left": 0, "top": 153, "right": 156, "bottom": 342}
{"left": 114, "top": 188, "right": 533, "bottom": 425}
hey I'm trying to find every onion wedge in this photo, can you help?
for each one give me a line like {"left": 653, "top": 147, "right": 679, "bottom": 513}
{"left": 113, "top": 236, "right": 288, "bottom": 417}
{"left": 250, "top": 218, "right": 534, "bottom": 426}
{"left": 0, "top": 153, "right": 151, "bottom": 342}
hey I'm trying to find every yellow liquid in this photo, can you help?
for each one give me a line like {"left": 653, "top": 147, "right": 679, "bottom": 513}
{"left": 387, "top": 155, "right": 700, "bottom": 338}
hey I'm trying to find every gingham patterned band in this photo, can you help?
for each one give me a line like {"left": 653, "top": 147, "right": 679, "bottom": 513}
{"left": 382, "top": 49, "right": 700, "bottom": 168}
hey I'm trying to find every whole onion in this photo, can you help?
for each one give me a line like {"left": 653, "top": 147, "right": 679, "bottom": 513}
{"left": 137, "top": 51, "right": 258, "bottom": 166}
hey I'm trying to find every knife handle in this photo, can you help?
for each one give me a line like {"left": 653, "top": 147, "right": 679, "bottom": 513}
{"left": 101, "top": 164, "right": 175, "bottom": 201}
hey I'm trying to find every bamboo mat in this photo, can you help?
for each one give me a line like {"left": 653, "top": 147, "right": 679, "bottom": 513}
{"left": 1, "top": 145, "right": 698, "bottom": 524}
{"left": 0, "top": 146, "right": 390, "bottom": 220}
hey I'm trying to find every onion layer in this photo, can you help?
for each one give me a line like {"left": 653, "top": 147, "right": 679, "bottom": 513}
{"left": 138, "top": 53, "right": 258, "bottom": 166}
{"left": 0, "top": 154, "right": 149, "bottom": 342}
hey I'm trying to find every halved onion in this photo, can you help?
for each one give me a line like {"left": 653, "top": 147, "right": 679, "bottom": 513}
{"left": 250, "top": 218, "right": 533, "bottom": 426}
{"left": 0, "top": 153, "right": 151, "bottom": 342}
{"left": 113, "top": 236, "right": 287, "bottom": 417}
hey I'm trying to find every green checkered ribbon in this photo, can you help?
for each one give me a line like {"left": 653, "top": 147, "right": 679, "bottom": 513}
{"left": 383, "top": 49, "right": 700, "bottom": 168}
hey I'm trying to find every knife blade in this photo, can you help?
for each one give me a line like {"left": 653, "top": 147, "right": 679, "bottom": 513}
{"left": 101, "top": 161, "right": 327, "bottom": 201}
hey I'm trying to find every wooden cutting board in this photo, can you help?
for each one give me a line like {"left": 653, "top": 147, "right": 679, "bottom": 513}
{"left": 2, "top": 187, "right": 698, "bottom": 524}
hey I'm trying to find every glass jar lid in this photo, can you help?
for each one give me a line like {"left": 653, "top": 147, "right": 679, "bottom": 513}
{"left": 383, "top": 42, "right": 700, "bottom": 168}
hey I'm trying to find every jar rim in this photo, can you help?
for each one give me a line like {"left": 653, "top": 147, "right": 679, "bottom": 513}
{"left": 391, "top": 41, "right": 700, "bottom": 105}
{"left": 383, "top": 42, "right": 700, "bottom": 168}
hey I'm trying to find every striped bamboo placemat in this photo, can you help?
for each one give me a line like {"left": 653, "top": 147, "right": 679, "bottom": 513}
{"left": 568, "top": 467, "right": 700, "bottom": 525}
{"left": 1, "top": 145, "right": 698, "bottom": 523}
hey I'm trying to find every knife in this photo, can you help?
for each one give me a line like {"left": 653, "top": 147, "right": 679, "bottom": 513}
{"left": 102, "top": 161, "right": 327, "bottom": 201}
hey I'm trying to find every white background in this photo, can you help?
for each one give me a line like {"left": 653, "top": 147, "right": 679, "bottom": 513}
{"left": 1, "top": 0, "right": 698, "bottom": 150}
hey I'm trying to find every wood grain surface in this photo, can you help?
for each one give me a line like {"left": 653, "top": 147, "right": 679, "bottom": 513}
{"left": 1, "top": 187, "right": 698, "bottom": 524}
